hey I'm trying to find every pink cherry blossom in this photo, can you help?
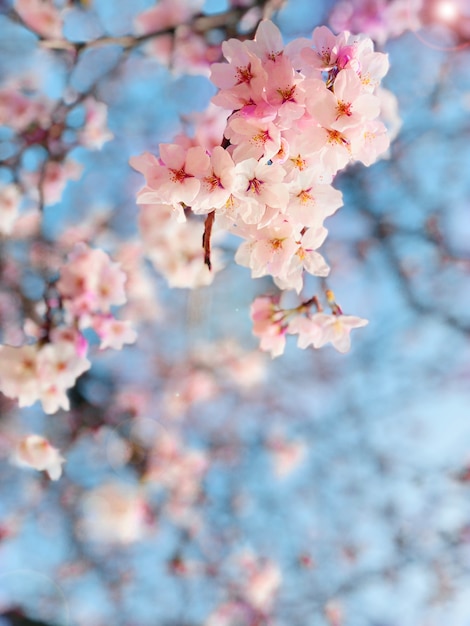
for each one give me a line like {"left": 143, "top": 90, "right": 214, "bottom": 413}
{"left": 134, "top": 0, "right": 203, "bottom": 34}
{"left": 263, "top": 55, "right": 306, "bottom": 127}
{"left": 133, "top": 143, "right": 209, "bottom": 209}
{"left": 80, "top": 482, "right": 148, "bottom": 544}
{"left": 0, "top": 344, "right": 40, "bottom": 408}
{"left": 0, "top": 336, "right": 91, "bottom": 414}
{"left": 269, "top": 436, "right": 306, "bottom": 478}
{"left": 287, "top": 170, "right": 343, "bottom": 228}
{"left": 301, "top": 26, "right": 348, "bottom": 73}
{"left": 210, "top": 39, "right": 267, "bottom": 110}
{"left": 225, "top": 115, "right": 281, "bottom": 162}
{"left": 234, "top": 217, "right": 300, "bottom": 281}
{"left": 14, "top": 434, "right": 65, "bottom": 481}
{"left": 300, "top": 313, "right": 369, "bottom": 353}
{"left": 79, "top": 97, "right": 113, "bottom": 150}
{"left": 350, "top": 119, "right": 390, "bottom": 166}
{"left": 239, "top": 553, "right": 282, "bottom": 611}
{"left": 232, "top": 159, "right": 289, "bottom": 223}
{"left": 273, "top": 226, "right": 330, "bottom": 293}
{"left": 0, "top": 183, "right": 21, "bottom": 236}
{"left": 245, "top": 19, "right": 285, "bottom": 63}
{"left": 93, "top": 317, "right": 138, "bottom": 351}
{"left": 127, "top": 19, "right": 395, "bottom": 361}
{"left": 36, "top": 340, "right": 90, "bottom": 411}
{"left": 329, "top": 0, "right": 422, "bottom": 45}
{"left": 250, "top": 295, "right": 287, "bottom": 358}
{"left": 308, "top": 69, "right": 380, "bottom": 133}
{"left": 14, "top": 0, "right": 63, "bottom": 39}
{"left": 192, "top": 146, "right": 236, "bottom": 214}
{"left": 139, "top": 203, "right": 223, "bottom": 288}
{"left": 57, "top": 242, "right": 127, "bottom": 316}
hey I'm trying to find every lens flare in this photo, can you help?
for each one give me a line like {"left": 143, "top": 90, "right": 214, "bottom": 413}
{"left": 435, "top": 1, "right": 459, "bottom": 22}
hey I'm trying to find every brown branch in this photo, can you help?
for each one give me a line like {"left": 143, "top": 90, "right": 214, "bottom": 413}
{"left": 36, "top": 8, "right": 250, "bottom": 53}
{"left": 202, "top": 211, "right": 215, "bottom": 271}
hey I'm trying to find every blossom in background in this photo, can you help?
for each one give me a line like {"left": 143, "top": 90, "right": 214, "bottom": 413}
{"left": 14, "top": 434, "right": 65, "bottom": 480}
{"left": 0, "top": 184, "right": 21, "bottom": 236}
{"left": 80, "top": 482, "right": 148, "bottom": 543}
{"left": 0, "top": 339, "right": 91, "bottom": 414}
{"left": 14, "top": 0, "right": 63, "bottom": 39}
{"left": 250, "top": 295, "right": 287, "bottom": 358}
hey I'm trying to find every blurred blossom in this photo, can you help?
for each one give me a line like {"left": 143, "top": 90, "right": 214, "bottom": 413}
{"left": 13, "top": 434, "right": 65, "bottom": 480}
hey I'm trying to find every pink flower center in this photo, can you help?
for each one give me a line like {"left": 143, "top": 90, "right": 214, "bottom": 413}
{"left": 327, "top": 129, "right": 350, "bottom": 147}
{"left": 204, "top": 173, "right": 222, "bottom": 191}
{"left": 169, "top": 168, "right": 190, "bottom": 183}
{"left": 336, "top": 101, "right": 353, "bottom": 118}
{"left": 277, "top": 85, "right": 296, "bottom": 102}
{"left": 290, "top": 155, "right": 307, "bottom": 170}
{"left": 252, "top": 129, "right": 271, "bottom": 145}
{"left": 246, "top": 177, "right": 263, "bottom": 195}
{"left": 235, "top": 64, "right": 254, "bottom": 85}
{"left": 297, "top": 190, "right": 314, "bottom": 204}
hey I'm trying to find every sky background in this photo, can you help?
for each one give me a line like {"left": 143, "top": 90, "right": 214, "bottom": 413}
{"left": 1, "top": 0, "right": 470, "bottom": 625}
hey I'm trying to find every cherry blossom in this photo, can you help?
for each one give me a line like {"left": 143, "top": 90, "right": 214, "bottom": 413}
{"left": 273, "top": 226, "right": 330, "bottom": 293}
{"left": 308, "top": 68, "right": 381, "bottom": 132}
{"left": 329, "top": 0, "right": 423, "bottom": 45}
{"left": 0, "top": 344, "right": 42, "bottom": 409}
{"left": 0, "top": 183, "right": 21, "bottom": 236}
{"left": 131, "top": 144, "right": 210, "bottom": 213}
{"left": 80, "top": 482, "right": 148, "bottom": 544}
{"left": 129, "top": 18, "right": 393, "bottom": 360}
{"left": 250, "top": 295, "right": 288, "bottom": 358}
{"left": 14, "top": 434, "right": 65, "bottom": 481}
{"left": 0, "top": 339, "right": 91, "bottom": 414}
{"left": 235, "top": 217, "right": 300, "bottom": 280}
{"left": 139, "top": 203, "right": 223, "bottom": 288}
{"left": 225, "top": 114, "right": 281, "bottom": 162}
{"left": 232, "top": 158, "right": 289, "bottom": 223}
{"left": 192, "top": 146, "right": 236, "bottom": 214}
{"left": 238, "top": 552, "right": 282, "bottom": 612}
{"left": 286, "top": 170, "right": 343, "bottom": 228}
{"left": 300, "top": 26, "right": 348, "bottom": 73}
{"left": 57, "top": 242, "right": 127, "bottom": 316}
{"left": 78, "top": 97, "right": 114, "bottom": 150}
{"left": 14, "top": 0, "right": 63, "bottom": 39}
{"left": 210, "top": 39, "right": 267, "bottom": 110}
{"left": 269, "top": 436, "right": 307, "bottom": 478}
{"left": 134, "top": 0, "right": 204, "bottom": 34}
{"left": 290, "top": 312, "right": 369, "bottom": 353}
{"left": 92, "top": 317, "right": 138, "bottom": 351}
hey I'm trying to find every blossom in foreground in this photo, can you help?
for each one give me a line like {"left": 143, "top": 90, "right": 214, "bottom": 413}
{"left": 129, "top": 19, "right": 396, "bottom": 360}
{"left": 14, "top": 435, "right": 65, "bottom": 481}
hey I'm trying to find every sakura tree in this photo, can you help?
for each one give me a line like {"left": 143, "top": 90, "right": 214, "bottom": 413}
{"left": 1, "top": 0, "right": 470, "bottom": 625}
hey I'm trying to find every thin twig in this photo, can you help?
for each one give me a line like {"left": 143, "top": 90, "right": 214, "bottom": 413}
{"left": 202, "top": 211, "right": 215, "bottom": 271}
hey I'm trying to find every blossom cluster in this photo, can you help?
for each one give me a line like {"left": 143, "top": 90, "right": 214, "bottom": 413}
{"left": 329, "top": 0, "right": 423, "bottom": 45}
{"left": 13, "top": 434, "right": 65, "bottom": 481}
{"left": 131, "top": 20, "right": 394, "bottom": 356}
{"left": 207, "top": 553, "right": 281, "bottom": 626}
{"left": 0, "top": 78, "right": 113, "bottom": 232}
{"left": 251, "top": 293, "right": 368, "bottom": 358}
{"left": 0, "top": 243, "right": 136, "bottom": 414}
